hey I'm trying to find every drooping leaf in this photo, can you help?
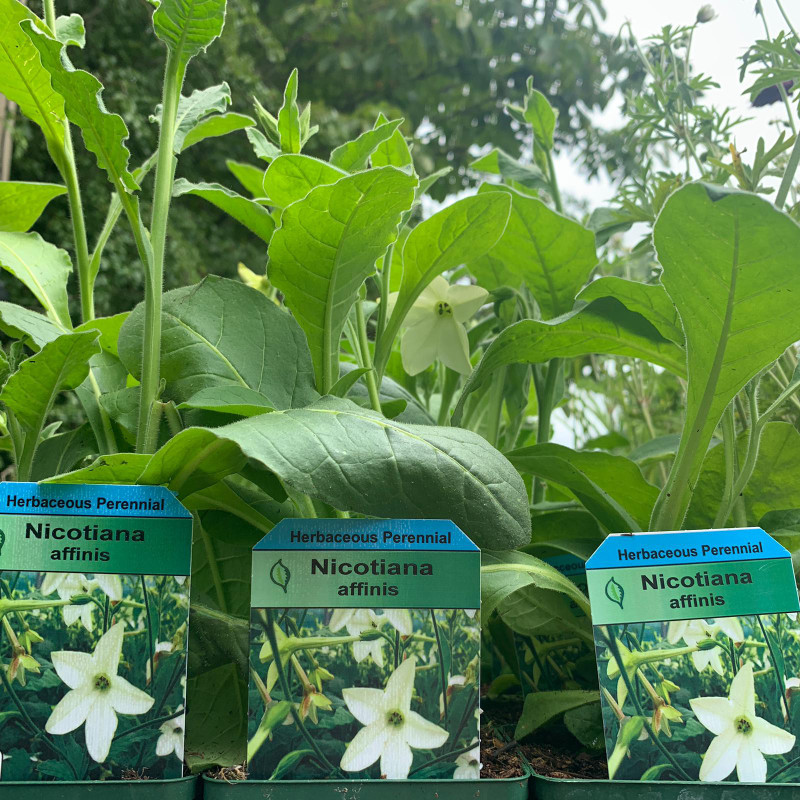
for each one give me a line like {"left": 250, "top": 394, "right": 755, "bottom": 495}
{"left": 453, "top": 298, "right": 685, "bottom": 424}
{"left": 371, "top": 112, "right": 413, "bottom": 169}
{"left": 98, "top": 386, "right": 140, "bottom": 442}
{"left": 507, "top": 443, "right": 659, "bottom": 532}
{"left": 226, "top": 160, "right": 266, "bottom": 197}
{"left": 152, "top": 0, "right": 227, "bottom": 71}
{"left": 168, "top": 81, "right": 229, "bottom": 151}
{"left": 25, "top": 22, "right": 138, "bottom": 192}
{"left": 0, "top": 231, "right": 72, "bottom": 326}
{"left": 330, "top": 118, "right": 404, "bottom": 172}
{"left": 264, "top": 154, "right": 345, "bottom": 208}
{"left": 119, "top": 276, "right": 318, "bottom": 408}
{"left": 470, "top": 148, "right": 549, "bottom": 193}
{"left": 498, "top": 584, "right": 592, "bottom": 641}
{"left": 652, "top": 184, "right": 800, "bottom": 528}
{"left": 0, "top": 182, "right": 66, "bottom": 232}
{"left": 182, "top": 111, "right": 252, "bottom": 151}
{"left": 178, "top": 386, "right": 275, "bottom": 417}
{"left": 525, "top": 509, "right": 605, "bottom": 560}
{"left": 172, "top": 179, "right": 275, "bottom": 244}
{"left": 628, "top": 434, "right": 682, "bottom": 467}
{"left": 268, "top": 167, "right": 416, "bottom": 392}
{"left": 0, "top": 302, "right": 65, "bottom": 348}
{"left": 46, "top": 453, "right": 150, "bottom": 484}
{"left": 469, "top": 184, "right": 596, "bottom": 318}
{"left": 30, "top": 423, "right": 96, "bottom": 481}
{"left": 53, "top": 13, "right": 84, "bottom": 48}
{"left": 75, "top": 350, "right": 127, "bottom": 451}
{"left": 515, "top": 691, "right": 599, "bottom": 741}
{"left": 277, "top": 68, "right": 301, "bottom": 154}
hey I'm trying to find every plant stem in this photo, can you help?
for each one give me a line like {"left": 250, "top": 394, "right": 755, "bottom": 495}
{"left": 757, "top": 615, "right": 790, "bottom": 720}
{"left": 137, "top": 51, "right": 185, "bottom": 453}
{"left": 484, "top": 366, "right": 506, "bottom": 447}
{"left": 140, "top": 575, "right": 154, "bottom": 691}
{"left": 532, "top": 358, "right": 560, "bottom": 503}
{"left": 544, "top": 148, "right": 563, "bottom": 213}
{"left": 116, "top": 709, "right": 183, "bottom": 742}
{"left": 431, "top": 609, "right": 449, "bottom": 726}
{"left": 407, "top": 742, "right": 476, "bottom": 777}
{"left": 777, "top": 132, "right": 800, "bottom": 209}
{"left": 354, "top": 300, "right": 382, "bottom": 413}
{"left": 714, "top": 405, "right": 737, "bottom": 527}
{"left": 437, "top": 367, "right": 460, "bottom": 426}
{"left": 376, "top": 241, "right": 394, "bottom": 345}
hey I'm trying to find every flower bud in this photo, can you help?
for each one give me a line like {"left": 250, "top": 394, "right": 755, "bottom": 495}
{"left": 696, "top": 4, "right": 716, "bottom": 23}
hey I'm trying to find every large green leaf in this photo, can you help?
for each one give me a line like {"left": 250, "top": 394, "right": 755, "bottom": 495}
{"left": 172, "top": 179, "right": 275, "bottom": 244}
{"left": 507, "top": 443, "right": 659, "bottom": 532}
{"left": 0, "top": 231, "right": 72, "bottom": 326}
{"left": 469, "top": 185, "right": 596, "bottom": 318}
{"left": 0, "top": 302, "right": 66, "bottom": 348}
{"left": 26, "top": 23, "right": 138, "bottom": 192}
{"left": 152, "top": 0, "right": 227, "bottom": 71}
{"left": 498, "top": 585, "right": 592, "bottom": 642}
{"left": 46, "top": 453, "right": 150, "bottom": 484}
{"left": 0, "top": 182, "right": 66, "bottom": 232}
{"left": 30, "top": 423, "right": 96, "bottom": 481}
{"left": 119, "top": 276, "right": 318, "bottom": 408}
{"left": 525, "top": 509, "right": 605, "bottom": 560}
{"left": 453, "top": 298, "right": 685, "bottom": 424}
{"left": 178, "top": 386, "right": 275, "bottom": 417}
{"left": 264, "top": 154, "right": 345, "bottom": 208}
{"left": 577, "top": 275, "right": 684, "bottom": 346}
{"left": 652, "top": 184, "right": 800, "bottom": 529}
{"left": 515, "top": 691, "right": 599, "bottom": 742}
{"left": 268, "top": 167, "right": 416, "bottom": 392}
{"left": 0, "top": 0, "right": 65, "bottom": 156}
{"left": 330, "top": 117, "right": 403, "bottom": 172}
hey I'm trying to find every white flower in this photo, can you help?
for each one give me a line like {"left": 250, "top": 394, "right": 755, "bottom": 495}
{"left": 439, "top": 674, "right": 467, "bottom": 717}
{"left": 390, "top": 276, "right": 488, "bottom": 375}
{"left": 41, "top": 573, "right": 122, "bottom": 632}
{"left": 341, "top": 657, "right": 448, "bottom": 779}
{"left": 690, "top": 662, "right": 795, "bottom": 782}
{"left": 146, "top": 641, "right": 175, "bottom": 684}
{"left": 667, "top": 618, "right": 743, "bottom": 675}
{"left": 45, "top": 623, "right": 154, "bottom": 763}
{"left": 382, "top": 609, "right": 412, "bottom": 637}
{"left": 156, "top": 711, "right": 185, "bottom": 762}
{"left": 329, "top": 609, "right": 386, "bottom": 667}
{"left": 453, "top": 739, "right": 480, "bottom": 779}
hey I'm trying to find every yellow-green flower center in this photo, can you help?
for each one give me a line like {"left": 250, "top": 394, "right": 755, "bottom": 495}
{"left": 387, "top": 710, "right": 404, "bottom": 726}
{"left": 94, "top": 673, "right": 112, "bottom": 692}
{"left": 735, "top": 716, "right": 752, "bottom": 735}
{"left": 435, "top": 301, "right": 453, "bottom": 317}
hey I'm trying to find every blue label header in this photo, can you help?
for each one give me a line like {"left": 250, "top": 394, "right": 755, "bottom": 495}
{"left": 0, "top": 483, "right": 191, "bottom": 519}
{"left": 255, "top": 518, "right": 478, "bottom": 552}
{"left": 586, "top": 528, "right": 788, "bottom": 570}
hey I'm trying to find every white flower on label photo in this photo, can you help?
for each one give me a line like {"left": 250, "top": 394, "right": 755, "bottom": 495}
{"left": 667, "top": 617, "right": 743, "bottom": 675}
{"left": 340, "top": 657, "right": 448, "bottom": 779}
{"left": 690, "top": 661, "right": 795, "bottom": 782}
{"left": 453, "top": 739, "right": 480, "bottom": 779}
{"left": 41, "top": 573, "right": 123, "bottom": 632}
{"left": 45, "top": 622, "right": 154, "bottom": 763}
{"left": 382, "top": 609, "right": 412, "bottom": 637}
{"left": 389, "top": 276, "right": 488, "bottom": 376}
{"left": 147, "top": 641, "right": 175, "bottom": 684}
{"left": 156, "top": 710, "right": 185, "bottom": 762}
{"left": 329, "top": 608, "right": 386, "bottom": 667}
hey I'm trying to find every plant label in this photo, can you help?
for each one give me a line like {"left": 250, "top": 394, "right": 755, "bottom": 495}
{"left": 247, "top": 518, "right": 481, "bottom": 781}
{"left": 587, "top": 527, "right": 800, "bottom": 783}
{"left": 0, "top": 482, "right": 192, "bottom": 782}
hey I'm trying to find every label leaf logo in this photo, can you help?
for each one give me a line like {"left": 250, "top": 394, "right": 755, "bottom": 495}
{"left": 0, "top": 529, "right": 5, "bottom": 557}
{"left": 605, "top": 576, "right": 624, "bottom": 609}
{"left": 270, "top": 559, "right": 291, "bottom": 593}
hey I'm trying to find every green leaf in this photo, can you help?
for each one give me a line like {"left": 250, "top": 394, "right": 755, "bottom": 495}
{"left": 152, "top": 0, "right": 226, "bottom": 71}
{"left": 470, "top": 185, "right": 596, "bottom": 318}
{"left": 0, "top": 0, "right": 66, "bottom": 156}
{"left": 563, "top": 703, "right": 604, "bottom": 751}
{"left": 226, "top": 160, "right": 266, "bottom": 197}
{"left": 498, "top": 584, "right": 592, "bottom": 641}
{"left": 577, "top": 276, "right": 684, "bottom": 346}
{"left": 270, "top": 749, "right": 315, "bottom": 780}
{"left": 0, "top": 231, "right": 72, "bottom": 326}
{"left": 330, "top": 118, "right": 404, "bottom": 172}
{"left": 182, "top": 111, "right": 253, "bottom": 151}
{"left": 469, "top": 148, "right": 549, "bottom": 193}
{"left": 30, "top": 423, "right": 95, "bottom": 480}
{"left": 45, "top": 453, "right": 150, "bottom": 484}
{"left": 453, "top": 298, "right": 685, "bottom": 424}
{"left": 98, "top": 387, "right": 140, "bottom": 442}
{"left": 0, "top": 182, "right": 66, "bottom": 232}
{"left": 268, "top": 167, "right": 416, "bottom": 392}
{"left": 329, "top": 367, "right": 370, "bottom": 397}
{"left": 178, "top": 386, "right": 275, "bottom": 417}
{"left": 118, "top": 276, "right": 318, "bottom": 408}
{"left": 247, "top": 127, "right": 281, "bottom": 162}
{"left": 277, "top": 68, "right": 301, "bottom": 154}
{"left": 182, "top": 480, "right": 281, "bottom": 535}
{"left": 628, "top": 434, "right": 683, "bottom": 467}
{"left": 25, "top": 22, "right": 138, "bottom": 192}
{"left": 53, "top": 13, "right": 84, "bottom": 48}
{"left": 75, "top": 312, "right": 127, "bottom": 356}
{"left": 652, "top": 184, "right": 800, "bottom": 528}
{"left": 172, "top": 179, "right": 276, "bottom": 244}
{"left": 525, "top": 509, "right": 605, "bottom": 560}
{"left": 507, "top": 443, "right": 659, "bottom": 532}
{"left": 264, "top": 154, "right": 345, "bottom": 208}
{"left": 0, "top": 302, "right": 65, "bottom": 348}
{"left": 169, "top": 81, "right": 229, "bottom": 151}
{"left": 371, "top": 112, "right": 413, "bottom": 169}
{"left": 515, "top": 691, "right": 599, "bottom": 741}
{"left": 522, "top": 81, "right": 557, "bottom": 150}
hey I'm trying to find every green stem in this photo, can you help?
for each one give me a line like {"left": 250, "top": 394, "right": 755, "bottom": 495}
{"left": 376, "top": 242, "right": 394, "bottom": 346}
{"left": 87, "top": 369, "right": 117, "bottom": 455}
{"left": 484, "top": 366, "right": 506, "bottom": 447}
{"left": 140, "top": 575, "right": 154, "bottom": 689}
{"left": 437, "top": 367, "right": 460, "bottom": 426}
{"left": 407, "top": 741, "right": 477, "bottom": 777}
{"left": 757, "top": 615, "right": 789, "bottom": 720}
{"left": 354, "top": 300, "right": 382, "bottom": 413}
{"left": 775, "top": 0, "right": 800, "bottom": 46}
{"left": 431, "top": 609, "right": 449, "bottom": 726}
{"left": 116, "top": 709, "right": 182, "bottom": 743}
{"left": 776, "top": 132, "right": 800, "bottom": 209}
{"left": 713, "top": 405, "right": 737, "bottom": 527}
{"left": 544, "top": 148, "right": 563, "bottom": 213}
{"left": 196, "top": 516, "right": 227, "bottom": 613}
{"left": 532, "top": 358, "right": 560, "bottom": 503}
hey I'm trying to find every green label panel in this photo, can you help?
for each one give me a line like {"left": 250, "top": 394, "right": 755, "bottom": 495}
{"left": 588, "top": 558, "right": 799, "bottom": 625}
{"left": 252, "top": 549, "right": 480, "bottom": 608}
{"left": 0, "top": 513, "right": 192, "bottom": 575}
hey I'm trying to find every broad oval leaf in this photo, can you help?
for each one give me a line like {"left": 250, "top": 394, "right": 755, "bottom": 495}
{"left": 178, "top": 386, "right": 275, "bottom": 417}
{"left": 0, "top": 182, "right": 66, "bottom": 232}
{"left": 515, "top": 691, "right": 600, "bottom": 742}
{"left": 152, "top": 0, "right": 227, "bottom": 70}
{"left": 264, "top": 154, "right": 345, "bottom": 208}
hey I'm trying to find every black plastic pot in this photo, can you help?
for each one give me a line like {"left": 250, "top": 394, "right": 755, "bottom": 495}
{"left": 530, "top": 771, "right": 800, "bottom": 799}
{"left": 202, "top": 771, "right": 529, "bottom": 799}
{"left": 0, "top": 776, "right": 199, "bottom": 798}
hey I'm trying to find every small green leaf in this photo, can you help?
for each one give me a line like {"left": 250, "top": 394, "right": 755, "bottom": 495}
{"left": 170, "top": 81, "right": 230, "bottom": 151}
{"left": 605, "top": 576, "right": 624, "bottom": 609}
{"left": 269, "top": 558, "right": 291, "bottom": 593}
{"left": 277, "top": 68, "right": 301, "bottom": 154}
{"left": 0, "top": 182, "right": 66, "bottom": 232}
{"left": 54, "top": 13, "right": 84, "bottom": 48}
{"left": 371, "top": 112, "right": 413, "bottom": 169}
{"left": 152, "top": 0, "right": 227, "bottom": 71}
{"left": 330, "top": 118, "right": 404, "bottom": 172}
{"left": 247, "top": 127, "right": 281, "bottom": 162}
{"left": 178, "top": 386, "right": 275, "bottom": 417}
{"left": 522, "top": 79, "right": 557, "bottom": 150}
{"left": 226, "top": 160, "right": 266, "bottom": 197}
{"left": 30, "top": 423, "right": 96, "bottom": 480}
{"left": 470, "top": 148, "right": 549, "bottom": 193}
{"left": 182, "top": 111, "right": 253, "bottom": 151}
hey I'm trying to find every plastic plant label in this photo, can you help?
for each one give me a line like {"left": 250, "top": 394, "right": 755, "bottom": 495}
{"left": 247, "top": 518, "right": 481, "bottom": 781}
{"left": 586, "top": 527, "right": 800, "bottom": 783}
{"left": 0, "top": 482, "right": 192, "bottom": 782}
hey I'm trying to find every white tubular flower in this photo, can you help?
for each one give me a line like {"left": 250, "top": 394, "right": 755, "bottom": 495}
{"left": 330, "top": 609, "right": 385, "bottom": 667}
{"left": 382, "top": 610, "right": 412, "bottom": 637}
{"left": 93, "top": 575, "right": 122, "bottom": 602}
{"left": 42, "top": 573, "right": 94, "bottom": 632}
{"left": 340, "top": 657, "right": 448, "bottom": 779}
{"left": 156, "top": 711, "right": 185, "bottom": 762}
{"left": 668, "top": 618, "right": 744, "bottom": 675}
{"left": 453, "top": 739, "right": 480, "bottom": 779}
{"left": 690, "top": 662, "right": 795, "bottom": 782}
{"left": 45, "top": 623, "right": 154, "bottom": 763}
{"left": 390, "top": 276, "right": 488, "bottom": 376}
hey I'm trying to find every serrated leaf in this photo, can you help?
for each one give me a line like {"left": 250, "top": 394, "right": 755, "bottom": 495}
{"left": 264, "top": 154, "right": 345, "bottom": 208}
{"left": 172, "top": 179, "right": 275, "bottom": 244}
{"left": 330, "top": 118, "right": 404, "bottom": 172}
{"left": 268, "top": 167, "right": 416, "bottom": 392}
{"left": 277, "top": 68, "right": 301, "bottom": 153}
{"left": 0, "top": 231, "right": 72, "bottom": 326}
{"left": 152, "top": 0, "right": 227, "bottom": 70}
{"left": 0, "top": 182, "right": 66, "bottom": 232}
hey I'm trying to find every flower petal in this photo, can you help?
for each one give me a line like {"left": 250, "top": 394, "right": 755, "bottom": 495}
{"left": 85, "top": 697, "right": 118, "bottom": 763}
{"left": 751, "top": 717, "right": 795, "bottom": 755}
{"left": 342, "top": 688, "right": 385, "bottom": 725}
{"left": 381, "top": 729, "right": 413, "bottom": 779}
{"left": 401, "top": 316, "right": 440, "bottom": 375}
{"left": 404, "top": 710, "right": 449, "bottom": 749}
{"left": 108, "top": 675, "right": 154, "bottom": 715}
{"left": 51, "top": 650, "right": 95, "bottom": 690}
{"left": 689, "top": 697, "right": 736, "bottom": 736}
{"left": 383, "top": 609, "right": 412, "bottom": 637}
{"left": 93, "top": 622, "right": 124, "bottom": 676}
{"left": 715, "top": 616, "right": 743, "bottom": 642}
{"left": 729, "top": 662, "right": 756, "bottom": 717}
{"left": 436, "top": 317, "right": 472, "bottom": 374}
{"left": 735, "top": 738, "right": 767, "bottom": 783}
{"left": 328, "top": 609, "right": 354, "bottom": 632}
{"left": 666, "top": 620, "right": 687, "bottom": 644}
{"left": 416, "top": 276, "right": 450, "bottom": 307}
{"left": 384, "top": 658, "right": 416, "bottom": 714}
{"left": 156, "top": 732, "right": 174, "bottom": 758}
{"left": 45, "top": 686, "right": 93, "bottom": 735}
{"left": 698, "top": 730, "right": 739, "bottom": 782}
{"left": 41, "top": 573, "right": 65, "bottom": 596}
{"left": 94, "top": 575, "right": 122, "bottom": 602}
{"left": 448, "top": 284, "right": 489, "bottom": 322}
{"left": 340, "top": 721, "right": 389, "bottom": 772}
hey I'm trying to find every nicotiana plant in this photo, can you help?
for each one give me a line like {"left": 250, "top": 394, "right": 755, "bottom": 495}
{"left": 2, "top": 0, "right": 800, "bottom": 779}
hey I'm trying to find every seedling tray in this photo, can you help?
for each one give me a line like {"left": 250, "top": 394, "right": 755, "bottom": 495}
{"left": 0, "top": 776, "right": 198, "bottom": 798}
